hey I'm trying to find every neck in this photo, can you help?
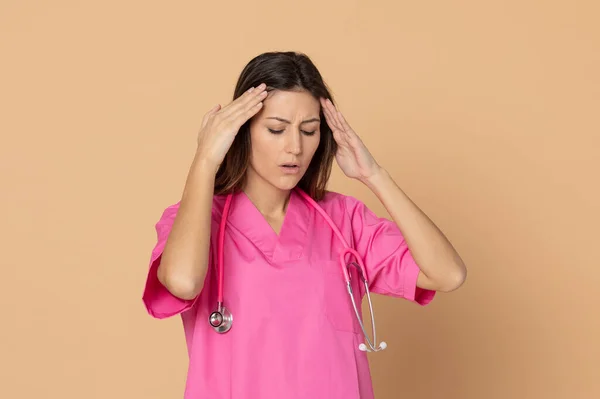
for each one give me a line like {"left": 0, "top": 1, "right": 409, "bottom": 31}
{"left": 243, "top": 176, "right": 291, "bottom": 218}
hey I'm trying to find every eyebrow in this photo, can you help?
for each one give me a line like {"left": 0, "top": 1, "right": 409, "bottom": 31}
{"left": 265, "top": 116, "right": 320, "bottom": 124}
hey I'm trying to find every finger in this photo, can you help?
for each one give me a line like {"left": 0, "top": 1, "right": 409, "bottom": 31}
{"left": 220, "top": 83, "right": 267, "bottom": 118}
{"left": 231, "top": 88, "right": 268, "bottom": 122}
{"left": 324, "top": 99, "right": 342, "bottom": 129}
{"left": 328, "top": 100, "right": 348, "bottom": 135}
{"left": 230, "top": 83, "right": 269, "bottom": 121}
{"left": 320, "top": 98, "right": 336, "bottom": 127}
{"left": 201, "top": 104, "right": 221, "bottom": 129}
{"left": 215, "top": 86, "right": 257, "bottom": 117}
{"left": 245, "top": 100, "right": 265, "bottom": 120}
{"left": 322, "top": 98, "right": 341, "bottom": 131}
{"left": 336, "top": 110, "right": 354, "bottom": 135}
{"left": 217, "top": 87, "right": 255, "bottom": 117}
{"left": 331, "top": 128, "right": 345, "bottom": 145}
{"left": 326, "top": 99, "right": 343, "bottom": 125}
{"left": 232, "top": 93, "right": 267, "bottom": 126}
{"left": 336, "top": 112, "right": 357, "bottom": 144}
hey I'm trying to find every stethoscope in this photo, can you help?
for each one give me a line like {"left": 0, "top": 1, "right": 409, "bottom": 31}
{"left": 208, "top": 188, "right": 387, "bottom": 353}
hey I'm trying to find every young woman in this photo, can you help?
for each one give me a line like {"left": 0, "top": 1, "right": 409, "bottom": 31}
{"left": 142, "top": 51, "right": 467, "bottom": 398}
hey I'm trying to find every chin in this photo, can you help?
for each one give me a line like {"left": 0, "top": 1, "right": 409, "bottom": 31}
{"left": 272, "top": 175, "right": 304, "bottom": 191}
{"left": 274, "top": 180, "right": 300, "bottom": 191}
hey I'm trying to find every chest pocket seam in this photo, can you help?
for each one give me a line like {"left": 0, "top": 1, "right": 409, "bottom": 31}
{"left": 318, "top": 260, "right": 362, "bottom": 334}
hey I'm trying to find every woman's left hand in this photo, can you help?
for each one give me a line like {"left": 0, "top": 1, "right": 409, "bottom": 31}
{"left": 320, "top": 98, "right": 381, "bottom": 182}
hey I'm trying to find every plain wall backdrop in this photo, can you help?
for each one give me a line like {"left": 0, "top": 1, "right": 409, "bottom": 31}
{"left": 1, "top": 1, "right": 598, "bottom": 398}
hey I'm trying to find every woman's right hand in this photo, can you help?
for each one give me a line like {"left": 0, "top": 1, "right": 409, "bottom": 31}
{"left": 196, "top": 83, "right": 268, "bottom": 170}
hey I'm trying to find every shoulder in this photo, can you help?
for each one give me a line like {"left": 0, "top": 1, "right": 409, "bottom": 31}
{"left": 316, "top": 190, "right": 367, "bottom": 218}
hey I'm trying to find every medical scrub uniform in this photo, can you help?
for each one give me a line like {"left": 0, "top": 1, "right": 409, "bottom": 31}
{"left": 143, "top": 190, "right": 435, "bottom": 398}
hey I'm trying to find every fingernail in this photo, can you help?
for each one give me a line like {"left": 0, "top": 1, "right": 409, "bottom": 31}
{"left": 248, "top": 87, "right": 255, "bottom": 93}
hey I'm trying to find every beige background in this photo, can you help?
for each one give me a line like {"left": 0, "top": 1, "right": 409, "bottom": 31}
{"left": 1, "top": 1, "right": 599, "bottom": 398}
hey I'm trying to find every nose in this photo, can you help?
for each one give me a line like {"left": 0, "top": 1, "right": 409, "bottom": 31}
{"left": 285, "top": 130, "right": 302, "bottom": 155}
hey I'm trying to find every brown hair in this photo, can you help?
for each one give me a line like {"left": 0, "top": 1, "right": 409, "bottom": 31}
{"left": 214, "top": 51, "right": 337, "bottom": 201}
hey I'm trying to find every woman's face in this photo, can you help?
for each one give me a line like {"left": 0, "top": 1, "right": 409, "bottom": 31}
{"left": 246, "top": 89, "right": 321, "bottom": 192}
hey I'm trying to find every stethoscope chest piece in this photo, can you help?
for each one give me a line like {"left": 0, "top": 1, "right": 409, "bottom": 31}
{"left": 209, "top": 304, "right": 233, "bottom": 334}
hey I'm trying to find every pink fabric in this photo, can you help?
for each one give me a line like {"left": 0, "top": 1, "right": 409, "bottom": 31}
{"left": 142, "top": 190, "right": 435, "bottom": 398}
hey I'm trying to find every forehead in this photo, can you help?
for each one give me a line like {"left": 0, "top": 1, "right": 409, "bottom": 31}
{"left": 261, "top": 89, "right": 320, "bottom": 116}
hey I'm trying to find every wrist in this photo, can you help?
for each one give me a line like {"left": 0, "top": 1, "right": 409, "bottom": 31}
{"left": 192, "top": 150, "right": 220, "bottom": 176}
{"left": 361, "top": 165, "right": 388, "bottom": 189}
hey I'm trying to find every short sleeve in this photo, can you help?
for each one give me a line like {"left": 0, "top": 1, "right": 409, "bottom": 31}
{"left": 345, "top": 196, "right": 435, "bottom": 305}
{"left": 142, "top": 203, "right": 206, "bottom": 319}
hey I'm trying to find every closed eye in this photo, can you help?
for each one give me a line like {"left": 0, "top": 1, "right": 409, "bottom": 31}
{"left": 268, "top": 128, "right": 317, "bottom": 136}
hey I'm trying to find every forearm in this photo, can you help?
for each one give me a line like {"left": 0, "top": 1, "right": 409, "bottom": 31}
{"left": 157, "top": 151, "right": 218, "bottom": 300}
{"left": 363, "top": 167, "right": 467, "bottom": 292}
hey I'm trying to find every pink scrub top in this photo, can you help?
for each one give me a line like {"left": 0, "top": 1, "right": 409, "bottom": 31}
{"left": 142, "top": 190, "right": 435, "bottom": 398}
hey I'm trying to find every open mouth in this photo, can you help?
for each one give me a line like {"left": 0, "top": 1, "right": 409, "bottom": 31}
{"left": 280, "top": 163, "right": 300, "bottom": 173}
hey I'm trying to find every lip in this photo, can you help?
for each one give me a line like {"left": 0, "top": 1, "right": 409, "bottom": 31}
{"left": 279, "top": 164, "right": 301, "bottom": 175}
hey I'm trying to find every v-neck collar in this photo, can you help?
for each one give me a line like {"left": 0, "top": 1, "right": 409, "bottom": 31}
{"left": 227, "top": 189, "right": 311, "bottom": 262}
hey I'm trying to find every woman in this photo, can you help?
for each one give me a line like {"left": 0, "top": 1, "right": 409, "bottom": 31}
{"left": 142, "top": 51, "right": 467, "bottom": 398}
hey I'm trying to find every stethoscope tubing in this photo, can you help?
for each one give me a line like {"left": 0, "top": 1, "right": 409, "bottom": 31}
{"left": 212, "top": 188, "right": 386, "bottom": 352}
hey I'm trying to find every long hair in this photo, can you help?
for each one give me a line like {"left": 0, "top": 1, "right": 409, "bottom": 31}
{"left": 214, "top": 51, "right": 337, "bottom": 201}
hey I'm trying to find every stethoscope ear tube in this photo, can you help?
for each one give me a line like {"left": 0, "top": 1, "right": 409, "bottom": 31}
{"left": 347, "top": 279, "right": 387, "bottom": 352}
{"left": 341, "top": 249, "right": 387, "bottom": 352}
